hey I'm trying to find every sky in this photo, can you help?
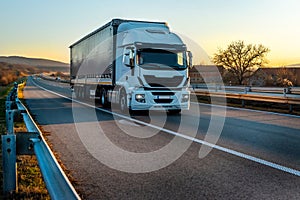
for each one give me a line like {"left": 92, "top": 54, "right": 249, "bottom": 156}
{"left": 1, "top": 0, "right": 300, "bottom": 66}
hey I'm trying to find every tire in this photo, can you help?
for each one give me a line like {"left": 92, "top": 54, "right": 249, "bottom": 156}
{"left": 80, "top": 87, "right": 85, "bottom": 99}
{"left": 100, "top": 88, "right": 109, "bottom": 108}
{"left": 73, "top": 87, "right": 79, "bottom": 99}
{"left": 77, "top": 87, "right": 84, "bottom": 99}
{"left": 95, "top": 86, "right": 101, "bottom": 105}
{"left": 119, "top": 91, "right": 127, "bottom": 113}
{"left": 77, "top": 87, "right": 83, "bottom": 99}
{"left": 119, "top": 90, "right": 134, "bottom": 115}
{"left": 74, "top": 86, "right": 85, "bottom": 99}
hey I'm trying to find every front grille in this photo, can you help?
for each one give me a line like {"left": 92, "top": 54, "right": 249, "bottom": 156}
{"left": 152, "top": 92, "right": 175, "bottom": 96}
{"left": 154, "top": 99, "right": 173, "bottom": 104}
{"left": 144, "top": 87, "right": 182, "bottom": 91}
{"left": 144, "top": 75, "right": 184, "bottom": 88}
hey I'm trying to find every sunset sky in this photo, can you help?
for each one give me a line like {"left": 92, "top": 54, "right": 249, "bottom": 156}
{"left": 1, "top": 0, "right": 300, "bottom": 66}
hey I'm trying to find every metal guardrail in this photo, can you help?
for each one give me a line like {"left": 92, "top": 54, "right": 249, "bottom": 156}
{"left": 191, "top": 84, "right": 300, "bottom": 95}
{"left": 2, "top": 83, "right": 80, "bottom": 199}
{"left": 194, "top": 86, "right": 300, "bottom": 112}
{"left": 37, "top": 74, "right": 70, "bottom": 84}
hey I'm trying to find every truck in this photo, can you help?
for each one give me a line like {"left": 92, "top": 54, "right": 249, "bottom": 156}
{"left": 70, "top": 19, "right": 192, "bottom": 114}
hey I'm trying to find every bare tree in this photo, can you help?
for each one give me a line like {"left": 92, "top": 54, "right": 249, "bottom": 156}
{"left": 275, "top": 67, "right": 296, "bottom": 87}
{"left": 213, "top": 40, "right": 270, "bottom": 85}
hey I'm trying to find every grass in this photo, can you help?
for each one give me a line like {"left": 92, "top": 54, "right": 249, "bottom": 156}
{"left": 0, "top": 80, "right": 50, "bottom": 199}
{"left": 0, "top": 84, "right": 13, "bottom": 199}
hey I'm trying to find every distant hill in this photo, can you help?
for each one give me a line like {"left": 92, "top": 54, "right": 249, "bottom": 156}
{"left": 288, "top": 63, "right": 300, "bottom": 68}
{"left": 0, "top": 56, "right": 69, "bottom": 68}
{"left": 0, "top": 56, "right": 70, "bottom": 85}
{"left": 0, "top": 62, "right": 39, "bottom": 85}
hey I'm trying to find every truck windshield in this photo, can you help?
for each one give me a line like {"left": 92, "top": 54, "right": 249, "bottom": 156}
{"left": 137, "top": 49, "right": 187, "bottom": 70}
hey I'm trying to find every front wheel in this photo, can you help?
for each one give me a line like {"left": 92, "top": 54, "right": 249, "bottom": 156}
{"left": 119, "top": 91, "right": 134, "bottom": 115}
{"left": 119, "top": 91, "right": 127, "bottom": 113}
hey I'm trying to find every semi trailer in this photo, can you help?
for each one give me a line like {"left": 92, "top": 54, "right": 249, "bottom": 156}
{"left": 70, "top": 19, "right": 192, "bottom": 114}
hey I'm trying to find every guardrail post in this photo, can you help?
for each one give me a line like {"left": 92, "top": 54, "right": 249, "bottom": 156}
{"left": 244, "top": 86, "right": 251, "bottom": 94}
{"left": 289, "top": 104, "right": 293, "bottom": 113}
{"left": 5, "top": 101, "right": 13, "bottom": 110}
{"left": 6, "top": 110, "right": 15, "bottom": 135}
{"left": 1, "top": 82, "right": 85, "bottom": 199}
{"left": 2, "top": 135, "right": 18, "bottom": 194}
{"left": 2, "top": 83, "right": 18, "bottom": 195}
{"left": 247, "top": 86, "right": 252, "bottom": 92}
{"left": 242, "top": 99, "right": 245, "bottom": 107}
{"left": 283, "top": 87, "right": 291, "bottom": 97}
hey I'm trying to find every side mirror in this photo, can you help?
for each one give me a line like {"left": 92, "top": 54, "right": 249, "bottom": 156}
{"left": 123, "top": 48, "right": 135, "bottom": 67}
{"left": 188, "top": 51, "right": 193, "bottom": 68}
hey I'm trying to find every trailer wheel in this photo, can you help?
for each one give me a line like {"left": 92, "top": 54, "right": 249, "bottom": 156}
{"left": 76, "top": 87, "right": 82, "bottom": 99}
{"left": 73, "top": 87, "right": 79, "bottom": 99}
{"left": 100, "top": 88, "right": 109, "bottom": 108}
{"left": 79, "top": 87, "right": 85, "bottom": 99}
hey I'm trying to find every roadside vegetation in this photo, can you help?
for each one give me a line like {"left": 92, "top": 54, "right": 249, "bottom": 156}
{"left": 0, "top": 84, "right": 15, "bottom": 199}
{"left": 0, "top": 80, "right": 50, "bottom": 199}
{"left": 0, "top": 62, "right": 38, "bottom": 86}
{"left": 0, "top": 61, "right": 69, "bottom": 86}
{"left": 211, "top": 40, "right": 299, "bottom": 87}
{"left": 213, "top": 40, "right": 270, "bottom": 85}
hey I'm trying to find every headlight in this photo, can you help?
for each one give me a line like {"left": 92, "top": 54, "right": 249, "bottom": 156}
{"left": 182, "top": 94, "right": 189, "bottom": 102}
{"left": 135, "top": 94, "right": 146, "bottom": 103}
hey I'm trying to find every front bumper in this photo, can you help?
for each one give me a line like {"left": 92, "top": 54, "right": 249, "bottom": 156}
{"left": 130, "top": 89, "right": 190, "bottom": 111}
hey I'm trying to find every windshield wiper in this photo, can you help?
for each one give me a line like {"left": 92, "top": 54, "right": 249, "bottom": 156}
{"left": 142, "top": 63, "right": 162, "bottom": 68}
{"left": 171, "top": 65, "right": 187, "bottom": 70}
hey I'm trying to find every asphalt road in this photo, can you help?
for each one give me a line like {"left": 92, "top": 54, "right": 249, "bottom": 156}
{"left": 24, "top": 76, "right": 300, "bottom": 199}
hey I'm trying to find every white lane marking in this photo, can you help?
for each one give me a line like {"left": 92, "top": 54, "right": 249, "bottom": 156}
{"left": 30, "top": 78, "right": 300, "bottom": 177}
{"left": 118, "top": 119, "right": 141, "bottom": 127}
{"left": 191, "top": 101, "right": 300, "bottom": 119}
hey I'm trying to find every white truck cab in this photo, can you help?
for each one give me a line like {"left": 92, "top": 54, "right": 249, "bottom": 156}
{"left": 70, "top": 19, "right": 192, "bottom": 114}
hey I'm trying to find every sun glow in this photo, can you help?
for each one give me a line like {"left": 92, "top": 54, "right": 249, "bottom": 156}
{"left": 0, "top": 1, "right": 299, "bottom": 66}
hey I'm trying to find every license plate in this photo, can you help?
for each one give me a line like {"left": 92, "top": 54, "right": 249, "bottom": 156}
{"left": 157, "top": 95, "right": 171, "bottom": 99}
